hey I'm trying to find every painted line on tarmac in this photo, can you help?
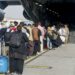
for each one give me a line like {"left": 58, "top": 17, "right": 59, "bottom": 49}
{"left": 25, "top": 50, "right": 49, "bottom": 64}
{"left": 25, "top": 65, "right": 52, "bottom": 69}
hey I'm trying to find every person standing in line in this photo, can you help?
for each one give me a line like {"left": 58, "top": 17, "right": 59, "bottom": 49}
{"left": 21, "top": 22, "right": 30, "bottom": 38}
{"left": 47, "top": 26, "right": 53, "bottom": 50}
{"left": 26, "top": 24, "right": 34, "bottom": 56}
{"left": 51, "top": 25, "right": 56, "bottom": 32}
{"left": 22, "top": 23, "right": 34, "bottom": 56}
{"left": 32, "top": 23, "right": 41, "bottom": 55}
{"left": 38, "top": 22, "right": 45, "bottom": 52}
{"left": 8, "top": 25, "right": 29, "bottom": 75}
{"left": 64, "top": 24, "right": 69, "bottom": 44}
{"left": 14, "top": 21, "right": 18, "bottom": 30}
{"left": 58, "top": 24, "right": 66, "bottom": 43}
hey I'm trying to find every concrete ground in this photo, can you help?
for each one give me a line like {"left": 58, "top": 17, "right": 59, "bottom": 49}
{"left": 0, "top": 43, "right": 75, "bottom": 75}
{"left": 23, "top": 44, "right": 75, "bottom": 75}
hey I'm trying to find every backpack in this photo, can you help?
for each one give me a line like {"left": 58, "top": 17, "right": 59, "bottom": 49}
{"left": 9, "top": 32, "right": 22, "bottom": 48}
{"left": 4, "top": 28, "right": 12, "bottom": 46}
{"left": 4, "top": 32, "right": 11, "bottom": 46}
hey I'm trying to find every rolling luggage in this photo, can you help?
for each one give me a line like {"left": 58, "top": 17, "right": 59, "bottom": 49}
{"left": 0, "top": 36, "right": 9, "bottom": 74}
{"left": 0, "top": 56, "right": 9, "bottom": 73}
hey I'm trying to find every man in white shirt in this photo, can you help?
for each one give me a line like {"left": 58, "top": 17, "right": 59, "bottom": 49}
{"left": 38, "top": 22, "right": 45, "bottom": 52}
{"left": 58, "top": 26, "right": 66, "bottom": 43}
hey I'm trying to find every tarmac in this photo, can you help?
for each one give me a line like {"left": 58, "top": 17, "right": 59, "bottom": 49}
{"left": 23, "top": 44, "right": 75, "bottom": 75}
{"left": 1, "top": 43, "right": 75, "bottom": 75}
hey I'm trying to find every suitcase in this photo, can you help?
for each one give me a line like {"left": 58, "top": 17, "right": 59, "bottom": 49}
{"left": 0, "top": 36, "right": 9, "bottom": 74}
{"left": 0, "top": 56, "right": 9, "bottom": 73}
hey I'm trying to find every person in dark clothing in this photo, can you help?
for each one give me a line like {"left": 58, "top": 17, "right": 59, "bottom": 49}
{"left": 0, "top": 28, "right": 7, "bottom": 38}
{"left": 9, "top": 25, "right": 29, "bottom": 75}
{"left": 0, "top": 28, "right": 7, "bottom": 55}
{"left": 14, "top": 21, "right": 18, "bottom": 26}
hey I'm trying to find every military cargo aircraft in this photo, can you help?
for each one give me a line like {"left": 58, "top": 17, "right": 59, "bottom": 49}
{"left": 0, "top": 0, "right": 75, "bottom": 25}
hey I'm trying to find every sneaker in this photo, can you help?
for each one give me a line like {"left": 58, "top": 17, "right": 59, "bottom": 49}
{"left": 10, "top": 72, "right": 18, "bottom": 75}
{"left": 37, "top": 52, "right": 40, "bottom": 55}
{"left": 17, "top": 73, "right": 22, "bottom": 75}
{"left": 18, "top": 74, "right": 22, "bottom": 75}
{"left": 8, "top": 73, "right": 14, "bottom": 75}
{"left": 41, "top": 50, "right": 44, "bottom": 52}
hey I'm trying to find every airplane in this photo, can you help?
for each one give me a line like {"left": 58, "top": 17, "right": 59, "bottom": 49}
{"left": 0, "top": 0, "right": 75, "bottom": 26}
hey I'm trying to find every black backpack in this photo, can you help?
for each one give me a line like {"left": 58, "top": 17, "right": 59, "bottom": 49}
{"left": 4, "top": 29, "right": 12, "bottom": 46}
{"left": 9, "top": 32, "right": 22, "bottom": 48}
